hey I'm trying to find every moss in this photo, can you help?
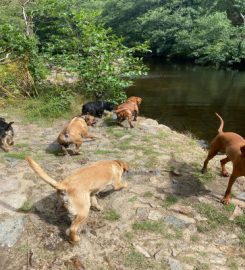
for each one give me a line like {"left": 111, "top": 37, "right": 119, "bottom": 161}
{"left": 104, "top": 209, "right": 121, "bottom": 221}
{"left": 162, "top": 195, "right": 178, "bottom": 208}
{"left": 18, "top": 199, "right": 33, "bottom": 212}
{"left": 132, "top": 220, "right": 166, "bottom": 233}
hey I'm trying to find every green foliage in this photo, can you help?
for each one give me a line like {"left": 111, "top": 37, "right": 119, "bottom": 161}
{"left": 24, "top": 86, "right": 75, "bottom": 121}
{"left": 0, "top": 0, "right": 147, "bottom": 104}
{"left": 32, "top": 0, "right": 148, "bottom": 103}
{"left": 102, "top": 0, "right": 245, "bottom": 67}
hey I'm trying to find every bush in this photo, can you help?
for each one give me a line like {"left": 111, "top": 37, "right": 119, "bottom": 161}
{"left": 24, "top": 86, "right": 75, "bottom": 121}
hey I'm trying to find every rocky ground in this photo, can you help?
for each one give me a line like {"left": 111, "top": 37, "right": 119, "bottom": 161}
{"left": 0, "top": 111, "right": 245, "bottom": 270}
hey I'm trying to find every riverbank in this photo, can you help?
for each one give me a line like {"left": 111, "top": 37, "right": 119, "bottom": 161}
{"left": 0, "top": 109, "right": 245, "bottom": 270}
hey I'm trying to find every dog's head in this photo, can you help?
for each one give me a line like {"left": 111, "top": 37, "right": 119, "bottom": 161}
{"left": 0, "top": 121, "right": 14, "bottom": 152}
{"left": 105, "top": 102, "right": 115, "bottom": 111}
{"left": 82, "top": 114, "right": 97, "bottom": 126}
{"left": 115, "top": 160, "right": 129, "bottom": 172}
{"left": 127, "top": 96, "right": 142, "bottom": 105}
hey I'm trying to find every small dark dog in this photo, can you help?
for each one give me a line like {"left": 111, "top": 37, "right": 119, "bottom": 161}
{"left": 0, "top": 118, "right": 14, "bottom": 152}
{"left": 82, "top": 101, "right": 115, "bottom": 117}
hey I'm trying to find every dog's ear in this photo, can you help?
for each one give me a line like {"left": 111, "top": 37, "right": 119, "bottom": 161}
{"left": 240, "top": 145, "right": 245, "bottom": 156}
{"left": 115, "top": 160, "right": 129, "bottom": 172}
{"left": 5, "top": 122, "right": 14, "bottom": 131}
{"left": 137, "top": 97, "right": 142, "bottom": 105}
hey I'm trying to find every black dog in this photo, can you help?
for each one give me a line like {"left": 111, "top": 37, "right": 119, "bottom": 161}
{"left": 82, "top": 101, "right": 115, "bottom": 117}
{"left": 0, "top": 118, "right": 14, "bottom": 152}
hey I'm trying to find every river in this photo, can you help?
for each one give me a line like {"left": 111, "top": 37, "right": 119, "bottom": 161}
{"left": 127, "top": 60, "right": 245, "bottom": 142}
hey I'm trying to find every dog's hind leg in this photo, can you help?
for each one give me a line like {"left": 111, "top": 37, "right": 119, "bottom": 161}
{"left": 133, "top": 110, "right": 138, "bottom": 121}
{"left": 221, "top": 172, "right": 238, "bottom": 205}
{"left": 91, "top": 196, "right": 103, "bottom": 211}
{"left": 61, "top": 145, "right": 69, "bottom": 155}
{"left": 73, "top": 137, "right": 83, "bottom": 155}
{"left": 220, "top": 156, "right": 230, "bottom": 177}
{"left": 68, "top": 193, "right": 90, "bottom": 244}
{"left": 201, "top": 146, "right": 219, "bottom": 173}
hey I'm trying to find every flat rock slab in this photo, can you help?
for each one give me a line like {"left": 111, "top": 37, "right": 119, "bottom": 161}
{"left": 0, "top": 216, "right": 25, "bottom": 247}
{"left": 0, "top": 193, "right": 27, "bottom": 214}
{"left": 164, "top": 214, "right": 195, "bottom": 229}
{"left": 168, "top": 257, "right": 183, "bottom": 270}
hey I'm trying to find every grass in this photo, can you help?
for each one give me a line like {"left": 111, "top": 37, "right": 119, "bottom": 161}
{"left": 234, "top": 214, "right": 245, "bottom": 230}
{"left": 4, "top": 151, "right": 29, "bottom": 160}
{"left": 106, "top": 126, "right": 134, "bottom": 138}
{"left": 18, "top": 199, "right": 33, "bottom": 212}
{"left": 143, "top": 191, "right": 154, "bottom": 198}
{"left": 162, "top": 195, "right": 178, "bottom": 208}
{"left": 124, "top": 250, "right": 163, "bottom": 270}
{"left": 194, "top": 263, "right": 210, "bottom": 270}
{"left": 95, "top": 149, "right": 118, "bottom": 155}
{"left": 238, "top": 232, "right": 245, "bottom": 247}
{"left": 132, "top": 220, "right": 166, "bottom": 233}
{"left": 190, "top": 234, "right": 200, "bottom": 243}
{"left": 128, "top": 196, "right": 137, "bottom": 202}
{"left": 124, "top": 231, "right": 134, "bottom": 240}
{"left": 195, "top": 203, "right": 230, "bottom": 230}
{"left": 227, "top": 259, "right": 239, "bottom": 270}
{"left": 104, "top": 209, "right": 121, "bottom": 221}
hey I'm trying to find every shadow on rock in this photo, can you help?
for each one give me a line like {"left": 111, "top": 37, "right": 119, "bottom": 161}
{"left": 29, "top": 189, "right": 116, "bottom": 242}
{"left": 157, "top": 153, "right": 211, "bottom": 198}
{"left": 32, "top": 192, "right": 71, "bottom": 241}
{"left": 45, "top": 140, "right": 64, "bottom": 156}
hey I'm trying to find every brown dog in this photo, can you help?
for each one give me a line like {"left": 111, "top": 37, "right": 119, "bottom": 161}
{"left": 201, "top": 113, "right": 245, "bottom": 204}
{"left": 26, "top": 157, "right": 128, "bottom": 244}
{"left": 57, "top": 115, "right": 96, "bottom": 155}
{"left": 115, "top": 96, "right": 142, "bottom": 128}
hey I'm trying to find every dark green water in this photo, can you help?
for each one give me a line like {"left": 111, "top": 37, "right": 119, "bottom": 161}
{"left": 127, "top": 61, "right": 245, "bottom": 142}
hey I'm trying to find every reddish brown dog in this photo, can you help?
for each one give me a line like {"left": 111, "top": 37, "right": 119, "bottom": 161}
{"left": 57, "top": 115, "right": 96, "bottom": 155}
{"left": 201, "top": 113, "right": 245, "bottom": 204}
{"left": 115, "top": 96, "right": 142, "bottom": 128}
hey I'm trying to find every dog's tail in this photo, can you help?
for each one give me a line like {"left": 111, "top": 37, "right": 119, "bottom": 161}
{"left": 215, "top": 113, "right": 224, "bottom": 133}
{"left": 26, "top": 157, "right": 61, "bottom": 189}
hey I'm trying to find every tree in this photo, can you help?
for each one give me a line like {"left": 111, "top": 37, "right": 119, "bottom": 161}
{"left": 32, "top": 0, "right": 148, "bottom": 102}
{"left": 101, "top": 0, "right": 245, "bottom": 67}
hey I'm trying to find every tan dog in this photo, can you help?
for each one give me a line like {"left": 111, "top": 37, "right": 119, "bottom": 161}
{"left": 57, "top": 115, "right": 96, "bottom": 155}
{"left": 115, "top": 96, "right": 142, "bottom": 128}
{"left": 201, "top": 113, "right": 245, "bottom": 204}
{"left": 26, "top": 157, "right": 128, "bottom": 244}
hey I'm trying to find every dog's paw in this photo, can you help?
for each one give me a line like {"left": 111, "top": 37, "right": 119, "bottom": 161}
{"left": 221, "top": 197, "right": 230, "bottom": 205}
{"left": 91, "top": 205, "right": 103, "bottom": 211}
{"left": 222, "top": 171, "right": 230, "bottom": 177}
{"left": 201, "top": 168, "right": 206, "bottom": 174}
{"left": 69, "top": 235, "right": 80, "bottom": 245}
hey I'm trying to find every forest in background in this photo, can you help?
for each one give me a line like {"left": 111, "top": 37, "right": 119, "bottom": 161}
{"left": 1, "top": 0, "right": 245, "bottom": 119}
{"left": 101, "top": 0, "right": 245, "bottom": 67}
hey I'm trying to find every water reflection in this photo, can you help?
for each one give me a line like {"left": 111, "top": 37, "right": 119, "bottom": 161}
{"left": 127, "top": 61, "right": 245, "bottom": 142}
